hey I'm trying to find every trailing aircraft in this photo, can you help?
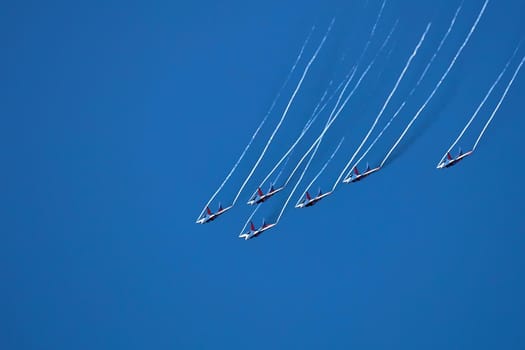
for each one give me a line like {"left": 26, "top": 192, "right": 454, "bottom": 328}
{"left": 247, "top": 185, "right": 284, "bottom": 205}
{"left": 196, "top": 204, "right": 232, "bottom": 224}
{"left": 343, "top": 164, "right": 381, "bottom": 183}
{"left": 296, "top": 189, "right": 332, "bottom": 208}
{"left": 239, "top": 220, "right": 277, "bottom": 240}
{"left": 437, "top": 148, "right": 473, "bottom": 169}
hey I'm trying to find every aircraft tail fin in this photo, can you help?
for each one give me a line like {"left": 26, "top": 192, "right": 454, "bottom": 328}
{"left": 318, "top": 188, "right": 322, "bottom": 196}
{"left": 306, "top": 191, "right": 311, "bottom": 200}
{"left": 354, "top": 166, "right": 360, "bottom": 175}
{"left": 447, "top": 152, "right": 453, "bottom": 160}
{"left": 218, "top": 203, "right": 223, "bottom": 211}
{"left": 257, "top": 187, "right": 264, "bottom": 196}
{"left": 366, "top": 163, "right": 370, "bottom": 171}
{"left": 250, "top": 221, "right": 256, "bottom": 231}
{"left": 459, "top": 147, "right": 463, "bottom": 156}
{"left": 206, "top": 206, "right": 212, "bottom": 215}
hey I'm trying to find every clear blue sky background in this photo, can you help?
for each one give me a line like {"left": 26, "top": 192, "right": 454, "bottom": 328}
{"left": 2, "top": 0, "right": 525, "bottom": 349}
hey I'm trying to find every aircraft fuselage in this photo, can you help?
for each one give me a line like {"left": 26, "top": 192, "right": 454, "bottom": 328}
{"left": 196, "top": 206, "right": 232, "bottom": 224}
{"left": 344, "top": 167, "right": 381, "bottom": 183}
{"left": 438, "top": 151, "right": 473, "bottom": 169}
{"left": 247, "top": 187, "right": 284, "bottom": 205}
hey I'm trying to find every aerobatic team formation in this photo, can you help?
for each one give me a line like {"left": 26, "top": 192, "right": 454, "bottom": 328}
{"left": 196, "top": 0, "right": 524, "bottom": 240}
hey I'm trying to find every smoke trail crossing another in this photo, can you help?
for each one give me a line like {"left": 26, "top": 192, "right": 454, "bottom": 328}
{"left": 232, "top": 19, "right": 335, "bottom": 206}
{"left": 381, "top": 0, "right": 489, "bottom": 167}
{"left": 473, "top": 55, "right": 525, "bottom": 150}
{"left": 196, "top": 26, "right": 315, "bottom": 221}
{"left": 334, "top": 23, "right": 432, "bottom": 190}
{"left": 438, "top": 44, "right": 520, "bottom": 165}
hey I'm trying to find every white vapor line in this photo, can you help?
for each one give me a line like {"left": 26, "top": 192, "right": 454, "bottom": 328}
{"left": 271, "top": 156, "right": 290, "bottom": 187}
{"left": 232, "top": 18, "right": 335, "bottom": 206}
{"left": 277, "top": 137, "right": 322, "bottom": 223}
{"left": 251, "top": 68, "right": 354, "bottom": 200}
{"left": 297, "top": 137, "right": 345, "bottom": 207}
{"left": 473, "top": 55, "right": 525, "bottom": 150}
{"left": 371, "top": 0, "right": 387, "bottom": 37}
{"left": 439, "top": 44, "right": 520, "bottom": 164}
{"left": 350, "top": 101, "right": 406, "bottom": 172}
{"left": 196, "top": 26, "right": 315, "bottom": 221}
{"left": 353, "top": 0, "right": 390, "bottom": 71}
{"left": 381, "top": 0, "right": 489, "bottom": 167}
{"left": 411, "top": 1, "right": 463, "bottom": 94}
{"left": 283, "top": 68, "right": 356, "bottom": 187}
{"left": 351, "top": 3, "right": 463, "bottom": 173}
{"left": 334, "top": 23, "right": 432, "bottom": 189}
{"left": 286, "top": 20, "right": 398, "bottom": 189}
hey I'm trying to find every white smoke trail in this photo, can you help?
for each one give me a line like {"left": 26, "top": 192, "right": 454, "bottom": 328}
{"left": 277, "top": 137, "right": 323, "bottom": 223}
{"left": 347, "top": 101, "right": 406, "bottom": 177}
{"left": 334, "top": 23, "right": 432, "bottom": 189}
{"left": 371, "top": 0, "right": 387, "bottom": 37}
{"left": 284, "top": 20, "right": 399, "bottom": 189}
{"left": 352, "top": 0, "right": 389, "bottom": 70}
{"left": 250, "top": 67, "right": 356, "bottom": 200}
{"left": 411, "top": 1, "right": 463, "bottom": 94}
{"left": 439, "top": 45, "right": 520, "bottom": 164}
{"left": 348, "top": 2, "right": 463, "bottom": 174}
{"left": 232, "top": 18, "right": 335, "bottom": 206}
{"left": 197, "top": 26, "right": 315, "bottom": 221}
{"left": 297, "top": 137, "right": 345, "bottom": 207}
{"left": 381, "top": 0, "right": 489, "bottom": 167}
{"left": 473, "top": 55, "right": 525, "bottom": 150}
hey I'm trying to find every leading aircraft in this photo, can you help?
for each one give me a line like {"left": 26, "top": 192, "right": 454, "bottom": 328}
{"left": 437, "top": 148, "right": 473, "bottom": 169}
{"left": 239, "top": 220, "right": 277, "bottom": 240}
{"left": 343, "top": 163, "right": 381, "bottom": 183}
{"left": 247, "top": 184, "right": 284, "bottom": 205}
{"left": 196, "top": 204, "right": 232, "bottom": 224}
{"left": 296, "top": 189, "right": 332, "bottom": 208}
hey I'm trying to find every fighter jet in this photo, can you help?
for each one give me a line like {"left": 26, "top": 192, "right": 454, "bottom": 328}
{"left": 437, "top": 148, "right": 473, "bottom": 169}
{"left": 247, "top": 184, "right": 284, "bottom": 205}
{"left": 343, "top": 163, "right": 381, "bottom": 183}
{"left": 196, "top": 204, "right": 232, "bottom": 224}
{"left": 239, "top": 220, "right": 277, "bottom": 240}
{"left": 295, "top": 189, "right": 332, "bottom": 208}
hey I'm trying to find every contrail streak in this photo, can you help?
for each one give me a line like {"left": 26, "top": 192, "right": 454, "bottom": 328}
{"left": 381, "top": 0, "right": 489, "bottom": 167}
{"left": 371, "top": 0, "right": 387, "bottom": 37}
{"left": 334, "top": 23, "right": 432, "bottom": 189}
{"left": 473, "top": 54, "right": 525, "bottom": 150}
{"left": 350, "top": 101, "right": 406, "bottom": 173}
{"left": 196, "top": 26, "right": 315, "bottom": 221}
{"left": 253, "top": 19, "right": 397, "bottom": 225}
{"left": 251, "top": 68, "right": 355, "bottom": 200}
{"left": 285, "top": 20, "right": 398, "bottom": 189}
{"left": 351, "top": 0, "right": 389, "bottom": 71}
{"left": 297, "top": 137, "right": 345, "bottom": 207}
{"left": 277, "top": 136, "right": 323, "bottom": 223}
{"left": 232, "top": 19, "right": 335, "bottom": 206}
{"left": 439, "top": 44, "right": 520, "bottom": 164}
{"left": 411, "top": 1, "right": 463, "bottom": 94}
{"left": 350, "top": 3, "right": 463, "bottom": 173}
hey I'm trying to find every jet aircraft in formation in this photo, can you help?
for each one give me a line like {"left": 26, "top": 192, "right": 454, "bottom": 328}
{"left": 296, "top": 189, "right": 332, "bottom": 208}
{"left": 343, "top": 164, "right": 381, "bottom": 183}
{"left": 239, "top": 220, "right": 277, "bottom": 240}
{"left": 437, "top": 149, "right": 473, "bottom": 169}
{"left": 196, "top": 204, "right": 233, "bottom": 224}
{"left": 247, "top": 185, "right": 284, "bottom": 205}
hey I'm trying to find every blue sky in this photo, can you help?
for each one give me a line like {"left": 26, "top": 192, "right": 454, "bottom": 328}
{"left": 2, "top": 0, "right": 525, "bottom": 349}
